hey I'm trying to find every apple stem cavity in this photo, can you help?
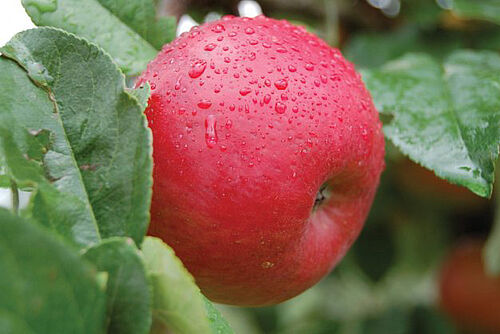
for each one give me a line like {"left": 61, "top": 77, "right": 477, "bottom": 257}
{"left": 313, "top": 183, "right": 331, "bottom": 211}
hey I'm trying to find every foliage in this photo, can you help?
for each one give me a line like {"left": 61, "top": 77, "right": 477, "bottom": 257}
{"left": 0, "top": 0, "right": 499, "bottom": 333}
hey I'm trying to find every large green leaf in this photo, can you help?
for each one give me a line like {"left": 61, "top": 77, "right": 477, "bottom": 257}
{"left": 0, "top": 208, "right": 106, "bottom": 334}
{"left": 362, "top": 51, "right": 500, "bottom": 197}
{"left": 21, "top": 0, "right": 159, "bottom": 75}
{"left": 0, "top": 58, "right": 101, "bottom": 247}
{"left": 83, "top": 238, "right": 152, "bottom": 334}
{"left": 96, "top": 0, "right": 176, "bottom": 49}
{"left": 1, "top": 28, "right": 153, "bottom": 245}
{"left": 452, "top": 0, "right": 500, "bottom": 25}
{"left": 141, "top": 237, "right": 233, "bottom": 334}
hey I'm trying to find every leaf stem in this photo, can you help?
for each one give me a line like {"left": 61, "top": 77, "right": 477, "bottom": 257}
{"left": 10, "top": 179, "right": 19, "bottom": 215}
{"left": 484, "top": 164, "right": 500, "bottom": 275}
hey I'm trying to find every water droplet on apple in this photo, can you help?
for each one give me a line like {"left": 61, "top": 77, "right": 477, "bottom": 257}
{"left": 239, "top": 87, "right": 252, "bottom": 96}
{"left": 188, "top": 60, "right": 207, "bottom": 78}
{"left": 274, "top": 79, "right": 288, "bottom": 90}
{"left": 205, "top": 115, "right": 218, "bottom": 148}
{"left": 212, "top": 23, "right": 225, "bottom": 33}
{"left": 198, "top": 99, "right": 212, "bottom": 109}
{"left": 305, "top": 63, "right": 315, "bottom": 71}
{"left": 275, "top": 102, "right": 287, "bottom": 114}
{"left": 204, "top": 43, "right": 217, "bottom": 51}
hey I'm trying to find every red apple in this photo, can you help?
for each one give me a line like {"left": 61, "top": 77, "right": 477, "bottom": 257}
{"left": 137, "top": 15, "right": 385, "bottom": 306}
{"left": 439, "top": 240, "right": 500, "bottom": 333}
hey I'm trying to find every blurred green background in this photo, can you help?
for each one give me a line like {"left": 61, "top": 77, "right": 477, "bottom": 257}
{"left": 162, "top": 0, "right": 499, "bottom": 332}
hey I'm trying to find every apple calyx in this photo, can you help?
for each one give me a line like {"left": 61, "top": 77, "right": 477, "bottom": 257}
{"left": 314, "top": 183, "right": 331, "bottom": 211}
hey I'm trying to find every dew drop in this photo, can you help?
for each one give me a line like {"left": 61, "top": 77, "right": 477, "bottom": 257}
{"left": 263, "top": 94, "right": 271, "bottom": 104}
{"left": 245, "top": 27, "right": 255, "bottom": 35}
{"left": 239, "top": 87, "right": 252, "bottom": 96}
{"left": 205, "top": 115, "right": 218, "bottom": 148}
{"left": 212, "top": 24, "right": 225, "bottom": 33}
{"left": 174, "top": 79, "right": 181, "bottom": 90}
{"left": 305, "top": 63, "right": 315, "bottom": 71}
{"left": 288, "top": 65, "right": 297, "bottom": 72}
{"left": 204, "top": 43, "right": 217, "bottom": 51}
{"left": 274, "top": 79, "right": 288, "bottom": 90}
{"left": 188, "top": 60, "right": 207, "bottom": 78}
{"left": 198, "top": 99, "right": 212, "bottom": 109}
{"left": 275, "top": 102, "right": 287, "bottom": 114}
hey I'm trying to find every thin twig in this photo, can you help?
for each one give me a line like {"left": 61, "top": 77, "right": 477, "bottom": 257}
{"left": 10, "top": 179, "right": 19, "bottom": 215}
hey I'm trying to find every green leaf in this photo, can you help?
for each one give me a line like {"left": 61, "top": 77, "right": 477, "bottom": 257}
{"left": 0, "top": 208, "right": 106, "bottom": 334}
{"left": 0, "top": 310, "right": 36, "bottom": 334}
{"left": 0, "top": 59, "right": 100, "bottom": 247}
{"left": 345, "top": 27, "right": 423, "bottom": 69}
{"left": 344, "top": 26, "right": 464, "bottom": 69}
{"left": 452, "top": 0, "right": 500, "bottom": 25}
{"left": 484, "top": 169, "right": 500, "bottom": 275}
{"left": 362, "top": 51, "right": 500, "bottom": 197}
{"left": 203, "top": 296, "right": 234, "bottom": 334}
{"left": 96, "top": 0, "right": 177, "bottom": 49}
{"left": 1, "top": 28, "right": 153, "bottom": 245}
{"left": 21, "top": 0, "right": 158, "bottom": 75}
{"left": 141, "top": 237, "right": 234, "bottom": 334}
{"left": 127, "top": 82, "right": 151, "bottom": 111}
{"left": 83, "top": 238, "right": 152, "bottom": 334}
{"left": 402, "top": 0, "right": 443, "bottom": 26}
{"left": 0, "top": 175, "right": 9, "bottom": 188}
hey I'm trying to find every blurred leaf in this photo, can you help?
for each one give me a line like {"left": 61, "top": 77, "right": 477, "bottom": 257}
{"left": 21, "top": 0, "right": 158, "bottom": 75}
{"left": 402, "top": 0, "right": 443, "bottom": 26}
{"left": 362, "top": 307, "right": 411, "bottom": 334}
{"left": 141, "top": 237, "right": 234, "bottom": 334}
{"left": 344, "top": 26, "right": 464, "bottom": 69}
{"left": 410, "top": 306, "right": 456, "bottom": 334}
{"left": 452, "top": 0, "right": 500, "bottom": 25}
{"left": 83, "top": 238, "right": 152, "bottom": 334}
{"left": 362, "top": 51, "right": 500, "bottom": 197}
{"left": 352, "top": 222, "right": 396, "bottom": 282}
{"left": 1, "top": 28, "right": 153, "bottom": 246}
{"left": 0, "top": 175, "right": 9, "bottom": 188}
{"left": 0, "top": 208, "right": 106, "bottom": 334}
{"left": 470, "top": 27, "right": 500, "bottom": 51}
{"left": 95, "top": 0, "right": 176, "bottom": 49}
{"left": 345, "top": 27, "right": 423, "bottom": 69}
